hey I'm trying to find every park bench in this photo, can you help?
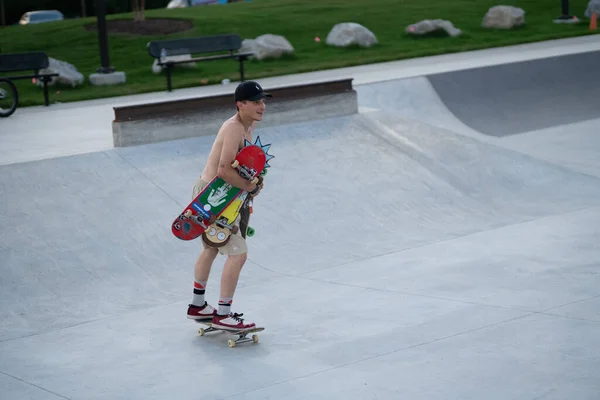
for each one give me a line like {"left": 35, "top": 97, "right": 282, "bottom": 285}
{"left": 0, "top": 51, "right": 59, "bottom": 106}
{"left": 147, "top": 34, "right": 253, "bottom": 92}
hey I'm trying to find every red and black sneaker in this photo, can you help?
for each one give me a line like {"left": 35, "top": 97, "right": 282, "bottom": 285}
{"left": 186, "top": 302, "right": 216, "bottom": 320}
{"left": 211, "top": 312, "right": 255, "bottom": 330}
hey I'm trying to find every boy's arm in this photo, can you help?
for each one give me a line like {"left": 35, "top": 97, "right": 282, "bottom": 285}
{"left": 217, "top": 124, "right": 257, "bottom": 192}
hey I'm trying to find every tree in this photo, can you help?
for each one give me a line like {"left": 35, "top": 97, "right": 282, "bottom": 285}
{"left": 131, "top": 0, "right": 145, "bottom": 22}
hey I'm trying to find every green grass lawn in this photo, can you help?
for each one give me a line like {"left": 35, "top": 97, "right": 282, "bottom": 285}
{"left": 1, "top": 0, "right": 597, "bottom": 107}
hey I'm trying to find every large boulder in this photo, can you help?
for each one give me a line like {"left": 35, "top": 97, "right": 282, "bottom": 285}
{"left": 152, "top": 54, "right": 196, "bottom": 74}
{"left": 585, "top": 0, "right": 600, "bottom": 18}
{"left": 406, "top": 19, "right": 462, "bottom": 37}
{"left": 239, "top": 34, "right": 294, "bottom": 60}
{"left": 482, "top": 5, "right": 526, "bottom": 29}
{"left": 36, "top": 57, "right": 84, "bottom": 88}
{"left": 166, "top": 0, "right": 218, "bottom": 7}
{"left": 166, "top": 0, "right": 187, "bottom": 7}
{"left": 326, "top": 22, "right": 378, "bottom": 48}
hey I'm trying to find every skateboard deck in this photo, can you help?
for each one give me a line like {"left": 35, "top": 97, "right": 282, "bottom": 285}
{"left": 200, "top": 138, "right": 273, "bottom": 246}
{"left": 202, "top": 168, "right": 268, "bottom": 247}
{"left": 172, "top": 137, "right": 272, "bottom": 241}
{"left": 195, "top": 320, "right": 265, "bottom": 348}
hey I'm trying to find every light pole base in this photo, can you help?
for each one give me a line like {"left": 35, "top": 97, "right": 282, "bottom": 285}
{"left": 553, "top": 15, "right": 580, "bottom": 23}
{"left": 89, "top": 70, "right": 127, "bottom": 86}
{"left": 96, "top": 66, "right": 117, "bottom": 74}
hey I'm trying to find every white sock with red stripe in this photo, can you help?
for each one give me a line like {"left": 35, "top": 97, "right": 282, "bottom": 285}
{"left": 192, "top": 280, "right": 207, "bottom": 306}
{"left": 217, "top": 297, "right": 233, "bottom": 315}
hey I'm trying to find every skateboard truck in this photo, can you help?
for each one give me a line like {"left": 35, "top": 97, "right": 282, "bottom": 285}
{"left": 195, "top": 320, "right": 264, "bottom": 348}
{"left": 231, "top": 159, "right": 259, "bottom": 183}
{"left": 182, "top": 210, "right": 213, "bottom": 230}
{"left": 215, "top": 217, "right": 239, "bottom": 234}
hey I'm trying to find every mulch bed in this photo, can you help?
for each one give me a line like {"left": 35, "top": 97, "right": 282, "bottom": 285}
{"left": 84, "top": 18, "right": 194, "bottom": 36}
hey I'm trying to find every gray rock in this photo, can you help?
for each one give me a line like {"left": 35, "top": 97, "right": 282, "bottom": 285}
{"left": 239, "top": 34, "right": 294, "bottom": 60}
{"left": 166, "top": 0, "right": 218, "bottom": 7}
{"left": 406, "top": 19, "right": 462, "bottom": 37}
{"left": 482, "top": 5, "right": 526, "bottom": 29}
{"left": 326, "top": 22, "right": 378, "bottom": 48}
{"left": 36, "top": 57, "right": 84, "bottom": 88}
{"left": 152, "top": 54, "right": 196, "bottom": 74}
{"left": 585, "top": 0, "right": 600, "bottom": 18}
{"left": 166, "top": 0, "right": 187, "bottom": 7}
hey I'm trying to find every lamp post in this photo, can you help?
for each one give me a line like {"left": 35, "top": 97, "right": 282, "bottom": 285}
{"left": 559, "top": 0, "right": 572, "bottom": 19}
{"left": 95, "top": 0, "right": 115, "bottom": 73}
{"left": 554, "top": 0, "right": 578, "bottom": 23}
{"left": 89, "top": 0, "right": 125, "bottom": 86}
{"left": 1, "top": 0, "right": 5, "bottom": 26}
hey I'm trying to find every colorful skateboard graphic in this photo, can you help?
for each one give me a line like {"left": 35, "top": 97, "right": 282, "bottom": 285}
{"left": 171, "top": 136, "right": 273, "bottom": 241}
{"left": 202, "top": 168, "right": 268, "bottom": 247}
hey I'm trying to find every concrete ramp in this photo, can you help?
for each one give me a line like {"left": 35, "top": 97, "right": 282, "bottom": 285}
{"left": 2, "top": 106, "right": 600, "bottom": 398}
{"left": 2, "top": 43, "right": 600, "bottom": 399}
{"left": 427, "top": 50, "right": 600, "bottom": 137}
{"left": 356, "top": 75, "right": 483, "bottom": 139}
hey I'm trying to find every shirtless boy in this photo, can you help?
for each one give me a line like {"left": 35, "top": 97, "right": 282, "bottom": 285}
{"left": 186, "top": 80, "right": 271, "bottom": 330}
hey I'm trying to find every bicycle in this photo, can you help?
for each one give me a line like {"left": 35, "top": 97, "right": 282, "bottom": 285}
{"left": 0, "top": 78, "right": 19, "bottom": 118}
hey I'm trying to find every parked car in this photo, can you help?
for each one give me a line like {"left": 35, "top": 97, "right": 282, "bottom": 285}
{"left": 19, "top": 10, "right": 64, "bottom": 25}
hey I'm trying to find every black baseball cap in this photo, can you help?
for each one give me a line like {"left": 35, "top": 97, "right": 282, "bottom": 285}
{"left": 234, "top": 80, "right": 272, "bottom": 102}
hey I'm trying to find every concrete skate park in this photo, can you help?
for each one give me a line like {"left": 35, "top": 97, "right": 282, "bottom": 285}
{"left": 1, "top": 36, "right": 600, "bottom": 399}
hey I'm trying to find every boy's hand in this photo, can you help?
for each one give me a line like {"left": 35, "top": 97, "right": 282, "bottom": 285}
{"left": 246, "top": 180, "right": 258, "bottom": 194}
{"left": 252, "top": 181, "right": 264, "bottom": 197}
{"left": 249, "top": 176, "right": 264, "bottom": 197}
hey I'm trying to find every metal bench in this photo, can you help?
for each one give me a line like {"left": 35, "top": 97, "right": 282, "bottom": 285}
{"left": 147, "top": 34, "right": 253, "bottom": 92}
{"left": 0, "top": 51, "right": 59, "bottom": 107}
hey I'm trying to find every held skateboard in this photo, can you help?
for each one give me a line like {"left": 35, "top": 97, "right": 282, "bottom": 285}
{"left": 195, "top": 320, "right": 265, "bottom": 348}
{"left": 202, "top": 168, "right": 267, "bottom": 247}
{"left": 172, "top": 139, "right": 271, "bottom": 241}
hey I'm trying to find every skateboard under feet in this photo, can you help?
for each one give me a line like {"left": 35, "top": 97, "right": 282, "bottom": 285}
{"left": 195, "top": 320, "right": 265, "bottom": 348}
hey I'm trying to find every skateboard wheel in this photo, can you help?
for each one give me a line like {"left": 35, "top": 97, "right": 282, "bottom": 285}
{"left": 251, "top": 177, "right": 258, "bottom": 184}
{"left": 228, "top": 339, "right": 236, "bottom": 348}
{"left": 198, "top": 328, "right": 205, "bottom": 336}
{"left": 231, "top": 160, "right": 239, "bottom": 168}
{"left": 232, "top": 226, "right": 239, "bottom": 234}
{"left": 184, "top": 210, "right": 192, "bottom": 217}
{"left": 252, "top": 334, "right": 259, "bottom": 344}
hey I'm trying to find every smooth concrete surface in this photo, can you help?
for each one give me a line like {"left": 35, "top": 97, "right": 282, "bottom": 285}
{"left": 2, "top": 37, "right": 600, "bottom": 400}
{"left": 355, "top": 75, "right": 484, "bottom": 140}
{"left": 428, "top": 50, "right": 600, "bottom": 136}
{"left": 495, "top": 117, "right": 600, "bottom": 179}
{"left": 112, "top": 90, "right": 358, "bottom": 147}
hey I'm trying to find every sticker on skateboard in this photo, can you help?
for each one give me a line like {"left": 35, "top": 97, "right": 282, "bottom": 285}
{"left": 202, "top": 168, "right": 268, "bottom": 247}
{"left": 172, "top": 136, "right": 273, "bottom": 241}
{"left": 195, "top": 320, "right": 265, "bottom": 348}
